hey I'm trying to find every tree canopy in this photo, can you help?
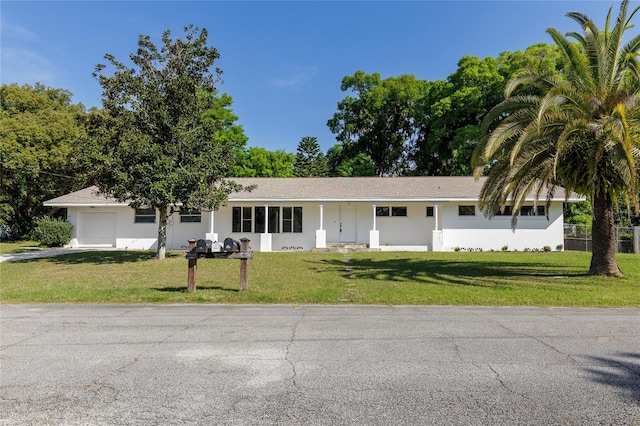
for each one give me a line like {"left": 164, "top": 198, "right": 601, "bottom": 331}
{"left": 88, "top": 25, "right": 246, "bottom": 259}
{"left": 0, "top": 83, "right": 88, "bottom": 238}
{"left": 472, "top": 0, "right": 640, "bottom": 276}
{"left": 293, "top": 137, "right": 328, "bottom": 177}
{"left": 232, "top": 147, "right": 296, "bottom": 177}
{"left": 327, "top": 44, "right": 563, "bottom": 177}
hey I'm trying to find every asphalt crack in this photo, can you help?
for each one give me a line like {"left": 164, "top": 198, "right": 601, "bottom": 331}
{"left": 285, "top": 312, "right": 305, "bottom": 389}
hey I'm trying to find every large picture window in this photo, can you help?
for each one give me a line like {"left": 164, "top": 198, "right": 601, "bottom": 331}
{"left": 236, "top": 206, "right": 299, "bottom": 233}
{"left": 283, "top": 207, "right": 303, "bottom": 233}
{"left": 268, "top": 206, "right": 280, "bottom": 233}
{"left": 232, "top": 207, "right": 252, "bottom": 232}
{"left": 255, "top": 207, "right": 265, "bottom": 233}
{"left": 134, "top": 208, "right": 156, "bottom": 223}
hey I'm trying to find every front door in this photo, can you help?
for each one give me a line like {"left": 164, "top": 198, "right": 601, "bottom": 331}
{"left": 339, "top": 205, "right": 357, "bottom": 242}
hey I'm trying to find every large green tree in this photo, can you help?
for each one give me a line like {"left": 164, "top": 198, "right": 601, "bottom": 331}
{"left": 293, "top": 136, "right": 328, "bottom": 177}
{"left": 413, "top": 45, "right": 563, "bottom": 176}
{"left": 328, "top": 72, "right": 427, "bottom": 176}
{"left": 328, "top": 46, "right": 563, "bottom": 177}
{"left": 89, "top": 25, "right": 246, "bottom": 259}
{"left": 232, "top": 147, "right": 295, "bottom": 177}
{"left": 326, "top": 143, "right": 376, "bottom": 177}
{"left": 473, "top": 0, "right": 640, "bottom": 276}
{"left": 0, "top": 83, "right": 88, "bottom": 238}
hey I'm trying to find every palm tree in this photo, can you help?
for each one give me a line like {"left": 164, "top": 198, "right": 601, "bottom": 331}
{"left": 473, "top": 0, "right": 640, "bottom": 276}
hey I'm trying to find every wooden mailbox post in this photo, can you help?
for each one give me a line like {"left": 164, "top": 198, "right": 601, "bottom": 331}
{"left": 231, "top": 238, "right": 252, "bottom": 291}
{"left": 185, "top": 237, "right": 253, "bottom": 292}
{"left": 187, "top": 239, "right": 197, "bottom": 292}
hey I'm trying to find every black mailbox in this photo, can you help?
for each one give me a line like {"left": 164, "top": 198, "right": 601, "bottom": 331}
{"left": 196, "top": 239, "right": 212, "bottom": 254}
{"left": 223, "top": 237, "right": 240, "bottom": 252}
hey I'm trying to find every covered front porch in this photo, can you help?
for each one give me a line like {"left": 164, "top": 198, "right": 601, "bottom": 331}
{"left": 209, "top": 201, "right": 440, "bottom": 252}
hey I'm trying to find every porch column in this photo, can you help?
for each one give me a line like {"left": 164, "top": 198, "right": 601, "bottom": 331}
{"left": 434, "top": 204, "right": 439, "bottom": 231}
{"left": 316, "top": 204, "right": 326, "bottom": 249}
{"left": 432, "top": 204, "right": 443, "bottom": 251}
{"left": 205, "top": 210, "right": 218, "bottom": 243}
{"left": 260, "top": 204, "right": 272, "bottom": 252}
{"left": 369, "top": 204, "right": 380, "bottom": 249}
{"left": 372, "top": 204, "right": 377, "bottom": 231}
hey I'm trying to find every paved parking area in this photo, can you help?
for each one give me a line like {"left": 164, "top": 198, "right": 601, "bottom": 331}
{"left": 0, "top": 248, "right": 91, "bottom": 263}
{"left": 1, "top": 304, "right": 639, "bottom": 425}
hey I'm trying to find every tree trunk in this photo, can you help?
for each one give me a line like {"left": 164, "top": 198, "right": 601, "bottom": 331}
{"left": 157, "top": 207, "right": 168, "bottom": 260}
{"left": 588, "top": 192, "right": 622, "bottom": 276}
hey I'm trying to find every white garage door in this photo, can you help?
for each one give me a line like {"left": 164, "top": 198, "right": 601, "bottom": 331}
{"left": 78, "top": 212, "right": 117, "bottom": 247}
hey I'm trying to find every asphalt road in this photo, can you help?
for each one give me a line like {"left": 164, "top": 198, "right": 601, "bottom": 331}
{"left": 1, "top": 304, "right": 639, "bottom": 425}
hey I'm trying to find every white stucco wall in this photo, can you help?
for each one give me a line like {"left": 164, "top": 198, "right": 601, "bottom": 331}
{"left": 65, "top": 200, "right": 566, "bottom": 252}
{"left": 67, "top": 206, "right": 208, "bottom": 250}
{"left": 439, "top": 202, "right": 565, "bottom": 251}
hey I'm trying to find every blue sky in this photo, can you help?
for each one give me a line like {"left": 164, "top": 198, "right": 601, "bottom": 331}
{"left": 1, "top": 1, "right": 630, "bottom": 153}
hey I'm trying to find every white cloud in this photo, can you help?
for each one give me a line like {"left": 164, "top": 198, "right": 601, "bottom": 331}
{"left": 1, "top": 20, "right": 37, "bottom": 39}
{"left": 269, "top": 66, "right": 319, "bottom": 89}
{"left": 0, "top": 47, "right": 56, "bottom": 84}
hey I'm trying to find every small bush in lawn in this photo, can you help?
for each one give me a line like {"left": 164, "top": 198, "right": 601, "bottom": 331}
{"left": 33, "top": 217, "right": 73, "bottom": 247}
{"left": 543, "top": 246, "right": 552, "bottom": 252}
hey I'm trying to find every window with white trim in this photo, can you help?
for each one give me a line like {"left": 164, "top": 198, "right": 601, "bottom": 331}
{"left": 376, "top": 206, "right": 407, "bottom": 217}
{"left": 232, "top": 207, "right": 252, "bottom": 232}
{"left": 179, "top": 209, "right": 201, "bottom": 223}
{"left": 283, "top": 207, "right": 303, "bottom": 233}
{"left": 232, "top": 206, "right": 301, "bottom": 233}
{"left": 494, "top": 206, "right": 513, "bottom": 216}
{"left": 458, "top": 205, "right": 476, "bottom": 216}
{"left": 134, "top": 208, "right": 156, "bottom": 223}
{"left": 520, "top": 205, "right": 546, "bottom": 216}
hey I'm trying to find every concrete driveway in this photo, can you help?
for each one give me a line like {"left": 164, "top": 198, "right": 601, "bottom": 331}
{"left": 1, "top": 304, "right": 639, "bottom": 425}
{"left": 0, "top": 248, "right": 91, "bottom": 263}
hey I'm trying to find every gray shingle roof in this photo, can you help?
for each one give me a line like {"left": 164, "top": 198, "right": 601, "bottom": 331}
{"left": 44, "top": 177, "right": 580, "bottom": 206}
{"left": 44, "top": 186, "right": 120, "bottom": 206}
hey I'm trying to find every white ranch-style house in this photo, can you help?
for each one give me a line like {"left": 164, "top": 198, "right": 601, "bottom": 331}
{"left": 44, "top": 177, "right": 582, "bottom": 252}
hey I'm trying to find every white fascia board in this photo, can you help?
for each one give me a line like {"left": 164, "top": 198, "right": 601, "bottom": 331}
{"left": 226, "top": 197, "right": 477, "bottom": 203}
{"left": 43, "top": 202, "right": 126, "bottom": 207}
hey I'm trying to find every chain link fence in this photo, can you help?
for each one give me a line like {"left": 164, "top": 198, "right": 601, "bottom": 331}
{"left": 564, "top": 224, "right": 638, "bottom": 253}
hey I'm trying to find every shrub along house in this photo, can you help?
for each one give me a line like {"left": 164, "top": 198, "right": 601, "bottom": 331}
{"left": 44, "top": 176, "right": 582, "bottom": 252}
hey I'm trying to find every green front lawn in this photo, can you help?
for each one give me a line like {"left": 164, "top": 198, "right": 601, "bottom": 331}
{"left": 1, "top": 250, "right": 638, "bottom": 306}
{"left": 0, "top": 241, "right": 41, "bottom": 254}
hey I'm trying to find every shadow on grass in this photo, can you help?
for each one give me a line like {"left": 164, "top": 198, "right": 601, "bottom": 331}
{"left": 153, "top": 285, "right": 239, "bottom": 293}
{"left": 43, "top": 251, "right": 179, "bottom": 265}
{"left": 307, "top": 256, "right": 587, "bottom": 288}
{"left": 585, "top": 352, "right": 640, "bottom": 402}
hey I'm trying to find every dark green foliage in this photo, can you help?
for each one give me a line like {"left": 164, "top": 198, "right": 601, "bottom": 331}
{"left": 293, "top": 137, "right": 328, "bottom": 177}
{"left": 326, "top": 143, "right": 376, "bottom": 177}
{"left": 327, "top": 44, "right": 563, "bottom": 177}
{"left": 33, "top": 217, "right": 73, "bottom": 247}
{"left": 233, "top": 147, "right": 295, "bottom": 177}
{"left": 0, "top": 83, "right": 88, "bottom": 238}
